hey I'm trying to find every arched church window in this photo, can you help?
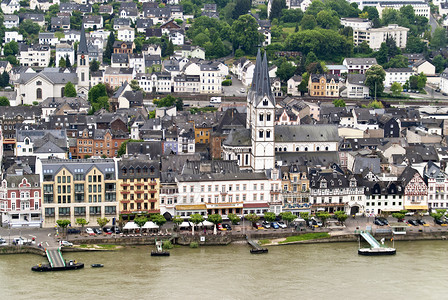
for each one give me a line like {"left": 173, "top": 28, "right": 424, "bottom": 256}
{"left": 266, "top": 113, "right": 271, "bottom": 121}
{"left": 259, "top": 113, "right": 263, "bottom": 121}
{"left": 259, "top": 130, "right": 263, "bottom": 138}
{"left": 316, "top": 147, "right": 320, "bottom": 151}
{"left": 36, "top": 88, "right": 42, "bottom": 99}
{"left": 266, "top": 130, "right": 270, "bottom": 138}
{"left": 305, "top": 147, "right": 308, "bottom": 152}
{"left": 283, "top": 147, "right": 287, "bottom": 152}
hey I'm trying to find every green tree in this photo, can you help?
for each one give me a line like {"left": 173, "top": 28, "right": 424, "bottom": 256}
{"left": 133, "top": 216, "right": 148, "bottom": 232}
{"left": 264, "top": 212, "right": 277, "bottom": 222}
{"left": 406, "top": 36, "right": 426, "bottom": 53}
{"left": 301, "top": 14, "right": 317, "bottom": 30}
{"left": 276, "top": 61, "right": 296, "bottom": 82}
{"left": 432, "top": 27, "right": 447, "bottom": 49}
{"left": 227, "top": 213, "right": 241, "bottom": 225}
{"left": 430, "top": 209, "right": 446, "bottom": 221}
{"left": 334, "top": 211, "right": 348, "bottom": 225}
{"left": 75, "top": 218, "right": 88, "bottom": 234}
{"left": 390, "top": 82, "right": 402, "bottom": 97}
{"left": 65, "top": 56, "right": 71, "bottom": 68}
{"left": 90, "top": 60, "right": 100, "bottom": 72}
{"left": 56, "top": 219, "right": 71, "bottom": 238}
{"left": 207, "top": 214, "right": 223, "bottom": 234}
{"left": 150, "top": 214, "right": 167, "bottom": 230}
{"left": 270, "top": 0, "right": 287, "bottom": 20}
{"left": 367, "top": 99, "right": 384, "bottom": 109}
{"left": 317, "top": 212, "right": 330, "bottom": 227}
{"left": 316, "top": 10, "right": 340, "bottom": 29}
{"left": 231, "top": 15, "right": 262, "bottom": 55}
{"left": 3, "top": 41, "right": 18, "bottom": 56}
{"left": 279, "top": 211, "right": 296, "bottom": 225}
{"left": 383, "top": 55, "right": 408, "bottom": 69}
{"left": 58, "top": 57, "right": 66, "bottom": 68}
{"left": 333, "top": 99, "right": 346, "bottom": 107}
{"left": 189, "top": 213, "right": 204, "bottom": 235}
{"left": 88, "top": 83, "right": 108, "bottom": 113}
{"left": 245, "top": 213, "right": 260, "bottom": 223}
{"left": 392, "top": 212, "right": 405, "bottom": 222}
{"left": 365, "top": 64, "right": 386, "bottom": 98}
{"left": 432, "top": 55, "right": 445, "bottom": 73}
{"left": 300, "top": 212, "right": 310, "bottom": 221}
{"left": 19, "top": 20, "right": 40, "bottom": 38}
{"left": 0, "top": 71, "right": 10, "bottom": 88}
{"left": 172, "top": 215, "right": 183, "bottom": 231}
{"left": 97, "top": 217, "right": 109, "bottom": 229}
{"left": 130, "top": 79, "right": 142, "bottom": 92}
{"left": 0, "top": 96, "right": 10, "bottom": 106}
{"left": 233, "top": 0, "right": 251, "bottom": 20}
{"left": 103, "top": 32, "right": 115, "bottom": 63}
{"left": 64, "top": 81, "right": 77, "bottom": 97}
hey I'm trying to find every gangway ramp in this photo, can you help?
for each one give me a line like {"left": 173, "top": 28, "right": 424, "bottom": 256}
{"left": 246, "top": 235, "right": 268, "bottom": 254}
{"left": 359, "top": 231, "right": 381, "bottom": 248}
{"left": 46, "top": 248, "right": 65, "bottom": 268}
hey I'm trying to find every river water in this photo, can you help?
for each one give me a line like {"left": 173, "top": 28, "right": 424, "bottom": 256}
{"left": 1, "top": 241, "right": 448, "bottom": 299}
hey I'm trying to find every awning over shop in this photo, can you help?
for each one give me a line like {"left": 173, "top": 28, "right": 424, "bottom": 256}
{"left": 179, "top": 221, "right": 191, "bottom": 228}
{"left": 176, "top": 204, "right": 207, "bottom": 211}
{"left": 243, "top": 203, "right": 269, "bottom": 209}
{"left": 142, "top": 221, "right": 159, "bottom": 229}
{"left": 123, "top": 222, "right": 139, "bottom": 230}
{"left": 404, "top": 205, "right": 428, "bottom": 210}
{"left": 201, "top": 220, "right": 214, "bottom": 226}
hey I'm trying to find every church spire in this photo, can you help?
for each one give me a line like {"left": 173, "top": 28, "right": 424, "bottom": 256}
{"left": 250, "top": 49, "right": 262, "bottom": 93}
{"left": 78, "top": 24, "right": 88, "bottom": 55}
{"left": 261, "top": 51, "right": 273, "bottom": 100}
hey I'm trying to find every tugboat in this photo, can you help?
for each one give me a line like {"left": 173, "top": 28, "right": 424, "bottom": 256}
{"left": 32, "top": 260, "right": 84, "bottom": 272}
{"left": 357, "top": 232, "right": 396, "bottom": 256}
{"left": 151, "top": 239, "right": 170, "bottom": 256}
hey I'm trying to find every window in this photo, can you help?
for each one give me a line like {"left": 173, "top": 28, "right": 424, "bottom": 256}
{"left": 266, "top": 113, "right": 271, "bottom": 121}
{"left": 36, "top": 88, "right": 42, "bottom": 99}
{"left": 266, "top": 131, "right": 271, "bottom": 138}
{"left": 259, "top": 130, "right": 263, "bottom": 138}
{"left": 259, "top": 114, "right": 263, "bottom": 121}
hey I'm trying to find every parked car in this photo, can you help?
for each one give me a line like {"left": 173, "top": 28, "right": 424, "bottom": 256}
{"left": 435, "top": 88, "right": 441, "bottom": 92}
{"left": 253, "top": 222, "right": 263, "bottom": 230}
{"left": 277, "top": 221, "right": 287, "bottom": 229}
{"left": 416, "top": 219, "right": 427, "bottom": 226}
{"left": 103, "top": 228, "right": 113, "bottom": 235}
{"left": 93, "top": 228, "right": 102, "bottom": 235}
{"left": 222, "top": 224, "right": 232, "bottom": 231}
{"left": 376, "top": 217, "right": 388, "bottom": 225}
{"left": 374, "top": 219, "right": 384, "bottom": 226}
{"left": 407, "top": 219, "right": 419, "bottom": 226}
{"left": 0, "top": 237, "right": 6, "bottom": 244}
{"left": 271, "top": 222, "right": 280, "bottom": 229}
{"left": 240, "top": 88, "right": 245, "bottom": 93}
{"left": 217, "top": 223, "right": 226, "bottom": 231}
{"left": 311, "top": 218, "right": 323, "bottom": 227}
{"left": 435, "top": 219, "right": 447, "bottom": 226}
{"left": 403, "top": 88, "right": 408, "bottom": 92}
{"left": 67, "top": 228, "right": 81, "bottom": 234}
{"left": 262, "top": 221, "right": 271, "bottom": 229}
{"left": 113, "top": 227, "right": 121, "bottom": 234}
{"left": 86, "top": 228, "right": 95, "bottom": 235}
{"left": 61, "top": 241, "right": 73, "bottom": 247}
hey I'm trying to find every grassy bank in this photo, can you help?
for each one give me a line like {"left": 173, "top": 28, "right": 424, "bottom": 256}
{"left": 278, "top": 233, "right": 331, "bottom": 244}
{"left": 78, "top": 244, "right": 119, "bottom": 250}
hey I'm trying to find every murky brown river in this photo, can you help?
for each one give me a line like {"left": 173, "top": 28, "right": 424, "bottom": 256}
{"left": 1, "top": 241, "right": 447, "bottom": 299}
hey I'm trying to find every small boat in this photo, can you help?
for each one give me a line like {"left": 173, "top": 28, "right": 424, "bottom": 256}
{"left": 32, "top": 262, "right": 84, "bottom": 272}
{"left": 151, "top": 251, "right": 170, "bottom": 256}
{"left": 358, "top": 247, "right": 396, "bottom": 256}
{"left": 91, "top": 264, "right": 104, "bottom": 268}
{"left": 250, "top": 248, "right": 268, "bottom": 254}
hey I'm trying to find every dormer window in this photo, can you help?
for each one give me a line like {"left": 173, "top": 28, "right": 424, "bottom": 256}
{"left": 320, "top": 180, "right": 327, "bottom": 188}
{"left": 263, "top": 99, "right": 268, "bottom": 106}
{"left": 36, "top": 81, "right": 42, "bottom": 86}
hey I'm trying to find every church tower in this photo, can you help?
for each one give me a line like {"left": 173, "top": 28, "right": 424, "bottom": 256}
{"left": 248, "top": 50, "right": 276, "bottom": 172}
{"left": 77, "top": 25, "right": 90, "bottom": 95}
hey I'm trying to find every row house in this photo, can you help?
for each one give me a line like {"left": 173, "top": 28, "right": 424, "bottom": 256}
{"left": 280, "top": 164, "right": 310, "bottom": 216}
{"left": 342, "top": 58, "right": 377, "bottom": 74}
{"left": 399, "top": 166, "right": 428, "bottom": 212}
{"left": 103, "top": 67, "right": 134, "bottom": 89}
{"left": 308, "top": 74, "right": 340, "bottom": 97}
{"left": 310, "top": 169, "right": 365, "bottom": 214}
{"left": 0, "top": 170, "right": 41, "bottom": 228}
{"left": 40, "top": 159, "right": 119, "bottom": 228}
{"left": 173, "top": 74, "right": 200, "bottom": 93}
{"left": 424, "top": 162, "right": 448, "bottom": 211}
{"left": 165, "top": 161, "right": 276, "bottom": 219}
{"left": 70, "top": 128, "right": 128, "bottom": 159}
{"left": 117, "top": 159, "right": 160, "bottom": 219}
{"left": 18, "top": 44, "right": 51, "bottom": 68}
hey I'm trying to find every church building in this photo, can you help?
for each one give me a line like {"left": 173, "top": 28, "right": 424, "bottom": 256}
{"left": 222, "top": 50, "right": 339, "bottom": 173}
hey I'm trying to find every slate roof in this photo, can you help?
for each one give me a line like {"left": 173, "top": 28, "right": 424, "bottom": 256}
{"left": 17, "top": 68, "right": 78, "bottom": 85}
{"left": 274, "top": 124, "right": 339, "bottom": 142}
{"left": 41, "top": 159, "right": 117, "bottom": 180}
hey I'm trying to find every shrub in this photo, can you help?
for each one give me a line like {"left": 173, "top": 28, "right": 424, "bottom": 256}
{"left": 162, "top": 240, "right": 174, "bottom": 249}
{"left": 189, "top": 242, "right": 199, "bottom": 248}
{"left": 222, "top": 79, "right": 232, "bottom": 86}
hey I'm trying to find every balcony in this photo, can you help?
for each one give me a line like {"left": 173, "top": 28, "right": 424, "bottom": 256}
{"left": 74, "top": 190, "right": 84, "bottom": 194}
{"left": 121, "top": 200, "right": 130, "bottom": 203}
{"left": 135, "top": 200, "right": 144, "bottom": 203}
{"left": 135, "top": 190, "right": 144, "bottom": 194}
{"left": 270, "top": 189, "right": 281, "bottom": 194}
{"left": 135, "top": 182, "right": 144, "bottom": 186}
{"left": 43, "top": 190, "right": 53, "bottom": 194}
{"left": 149, "top": 182, "right": 157, "bottom": 186}
{"left": 121, "top": 190, "right": 130, "bottom": 194}
{"left": 121, "top": 183, "right": 130, "bottom": 187}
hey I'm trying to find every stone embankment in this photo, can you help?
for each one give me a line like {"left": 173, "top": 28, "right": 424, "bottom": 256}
{"left": 0, "top": 245, "right": 46, "bottom": 256}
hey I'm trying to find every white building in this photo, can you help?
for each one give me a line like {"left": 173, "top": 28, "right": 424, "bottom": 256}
{"left": 200, "top": 63, "right": 222, "bottom": 94}
{"left": 4, "top": 31, "right": 23, "bottom": 44}
{"left": 345, "top": 74, "right": 369, "bottom": 99}
{"left": 1, "top": 0, "right": 20, "bottom": 14}
{"left": 341, "top": 18, "right": 371, "bottom": 30}
{"left": 376, "top": 2, "right": 430, "bottom": 18}
{"left": 385, "top": 68, "right": 414, "bottom": 87}
{"left": 287, "top": 75, "right": 302, "bottom": 96}
{"left": 4, "top": 14, "right": 19, "bottom": 28}
{"left": 441, "top": 68, "right": 448, "bottom": 94}
{"left": 117, "top": 27, "right": 135, "bottom": 42}
{"left": 354, "top": 24, "right": 409, "bottom": 50}
{"left": 55, "top": 43, "right": 75, "bottom": 67}
{"left": 18, "top": 44, "right": 51, "bottom": 68}
{"left": 38, "top": 33, "right": 58, "bottom": 47}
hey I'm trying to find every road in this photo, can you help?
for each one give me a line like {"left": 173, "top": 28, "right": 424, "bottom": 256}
{"left": 430, "top": 14, "right": 439, "bottom": 35}
{"left": 222, "top": 75, "right": 247, "bottom": 97}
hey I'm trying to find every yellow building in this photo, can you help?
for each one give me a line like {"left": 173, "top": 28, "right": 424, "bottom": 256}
{"left": 280, "top": 164, "right": 310, "bottom": 205}
{"left": 308, "top": 74, "right": 340, "bottom": 97}
{"left": 41, "top": 159, "right": 119, "bottom": 228}
{"left": 117, "top": 159, "right": 160, "bottom": 220}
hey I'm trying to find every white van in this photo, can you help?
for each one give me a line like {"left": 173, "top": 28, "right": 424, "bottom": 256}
{"left": 210, "top": 97, "right": 221, "bottom": 104}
